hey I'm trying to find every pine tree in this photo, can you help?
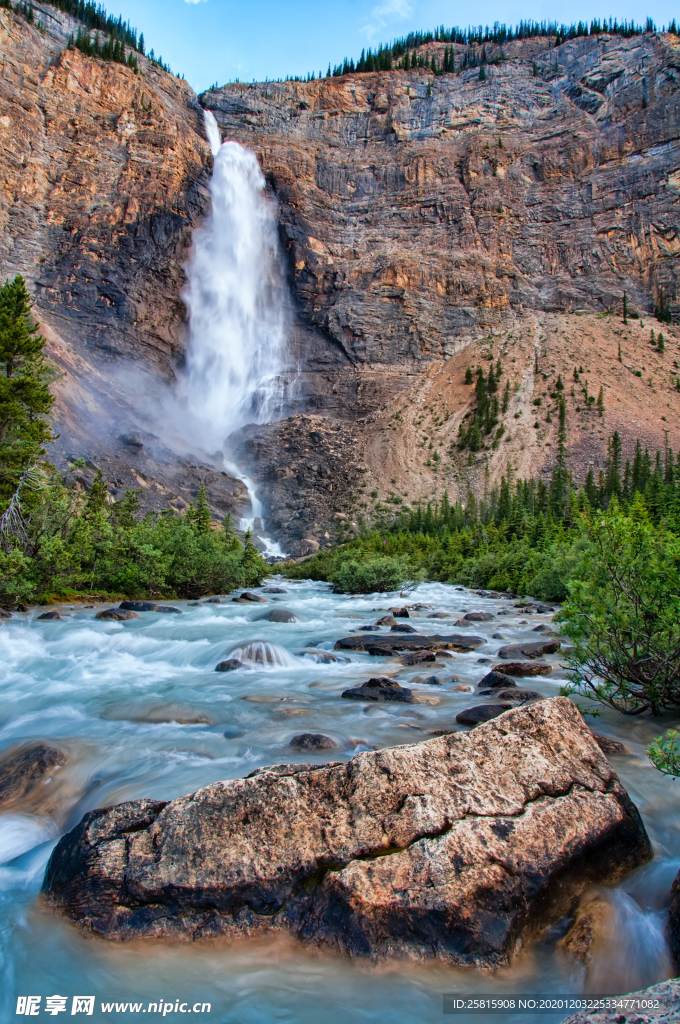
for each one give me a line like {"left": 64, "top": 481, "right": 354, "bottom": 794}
{"left": 623, "top": 291, "right": 628, "bottom": 323}
{"left": 618, "top": 340, "right": 622, "bottom": 362}
{"left": 658, "top": 332, "right": 665, "bottom": 353}
{"left": 0, "top": 276, "right": 54, "bottom": 504}
{"left": 188, "top": 483, "right": 212, "bottom": 534}
{"left": 479, "top": 64, "right": 486, "bottom": 80}
{"left": 85, "top": 469, "right": 108, "bottom": 517}
{"left": 138, "top": 32, "right": 144, "bottom": 54}
{"left": 464, "top": 366, "right": 473, "bottom": 384}
{"left": 597, "top": 385, "right": 604, "bottom": 415}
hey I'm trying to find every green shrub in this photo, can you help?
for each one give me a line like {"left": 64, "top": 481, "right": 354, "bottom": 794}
{"left": 334, "top": 555, "right": 409, "bottom": 594}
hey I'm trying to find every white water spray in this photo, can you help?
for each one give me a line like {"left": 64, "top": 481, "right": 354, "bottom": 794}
{"left": 179, "top": 110, "right": 288, "bottom": 556}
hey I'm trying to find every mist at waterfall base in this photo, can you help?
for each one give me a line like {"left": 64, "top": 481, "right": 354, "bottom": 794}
{"left": 166, "top": 110, "right": 290, "bottom": 555}
{"left": 1, "top": 583, "right": 679, "bottom": 1021}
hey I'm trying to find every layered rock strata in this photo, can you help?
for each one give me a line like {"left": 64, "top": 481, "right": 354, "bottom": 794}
{"left": 43, "top": 698, "right": 651, "bottom": 963}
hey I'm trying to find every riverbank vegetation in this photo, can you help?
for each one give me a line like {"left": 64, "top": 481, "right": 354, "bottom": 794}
{"left": 0, "top": 276, "right": 267, "bottom": 603}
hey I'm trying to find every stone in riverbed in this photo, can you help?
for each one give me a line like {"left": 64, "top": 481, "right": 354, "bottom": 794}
{"left": 461, "top": 611, "right": 494, "bottom": 622}
{"left": 335, "top": 634, "right": 485, "bottom": 655}
{"left": 233, "top": 592, "right": 266, "bottom": 603}
{"left": 478, "top": 670, "right": 516, "bottom": 689}
{"left": 95, "top": 609, "right": 140, "bottom": 621}
{"left": 37, "top": 610, "right": 63, "bottom": 620}
{"left": 495, "top": 661, "right": 552, "bottom": 677}
{"left": 42, "top": 699, "right": 652, "bottom": 964}
{"left": 262, "top": 587, "right": 288, "bottom": 594}
{"left": 375, "top": 614, "right": 397, "bottom": 626}
{"left": 427, "top": 612, "right": 450, "bottom": 619}
{"left": 456, "top": 704, "right": 515, "bottom": 725}
{"left": 489, "top": 689, "right": 544, "bottom": 702}
{"left": 289, "top": 733, "right": 336, "bottom": 751}
{"left": 560, "top": 980, "right": 680, "bottom": 1024}
{"left": 0, "top": 743, "right": 67, "bottom": 808}
{"left": 400, "top": 651, "right": 436, "bottom": 666}
{"left": 591, "top": 733, "right": 628, "bottom": 756}
{"left": 155, "top": 606, "right": 182, "bottom": 614}
{"left": 215, "top": 659, "right": 243, "bottom": 672}
{"left": 341, "top": 677, "right": 415, "bottom": 703}
{"left": 497, "top": 640, "right": 560, "bottom": 659}
{"left": 119, "top": 601, "right": 157, "bottom": 612}
{"left": 390, "top": 623, "right": 416, "bottom": 633}
{"left": 256, "top": 609, "right": 297, "bottom": 623}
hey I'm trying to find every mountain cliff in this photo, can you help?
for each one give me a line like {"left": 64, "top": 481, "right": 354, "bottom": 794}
{"left": 1, "top": 7, "right": 679, "bottom": 552}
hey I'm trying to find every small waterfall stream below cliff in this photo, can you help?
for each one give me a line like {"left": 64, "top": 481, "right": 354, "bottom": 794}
{"left": 179, "top": 110, "right": 288, "bottom": 556}
{"left": 0, "top": 583, "right": 679, "bottom": 1021}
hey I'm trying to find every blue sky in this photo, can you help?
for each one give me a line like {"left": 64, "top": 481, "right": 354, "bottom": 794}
{"left": 108, "top": 0, "right": 680, "bottom": 93}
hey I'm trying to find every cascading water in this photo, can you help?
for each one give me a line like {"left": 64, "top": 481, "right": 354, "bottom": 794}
{"left": 179, "top": 110, "right": 288, "bottom": 556}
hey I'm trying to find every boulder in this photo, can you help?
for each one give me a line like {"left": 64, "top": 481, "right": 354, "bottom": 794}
{"left": 37, "top": 610, "right": 62, "bottom": 620}
{"left": 557, "top": 891, "right": 611, "bottom": 963}
{"left": 205, "top": 597, "right": 222, "bottom": 604}
{"left": 427, "top": 612, "right": 450, "bottom": 619}
{"left": 43, "top": 699, "right": 652, "bottom": 964}
{"left": 358, "top": 625, "right": 380, "bottom": 631}
{"left": 670, "top": 870, "right": 680, "bottom": 972}
{"left": 261, "top": 587, "right": 288, "bottom": 594}
{"left": 376, "top": 615, "right": 397, "bottom": 626}
{"left": 95, "top": 609, "right": 140, "bottom": 621}
{"left": 413, "top": 675, "right": 443, "bottom": 686}
{"left": 390, "top": 623, "right": 416, "bottom": 633}
{"left": 490, "top": 689, "right": 544, "bottom": 702}
{"left": 156, "top": 606, "right": 182, "bottom": 614}
{"left": 119, "top": 601, "right": 157, "bottom": 612}
{"left": 451, "top": 683, "right": 474, "bottom": 692}
{"left": 215, "top": 659, "right": 243, "bottom": 672}
{"left": 400, "top": 651, "right": 436, "bottom": 666}
{"left": 289, "top": 734, "right": 336, "bottom": 751}
{"left": 0, "top": 609, "right": 12, "bottom": 619}
{"left": 390, "top": 607, "right": 410, "bottom": 618}
{"left": 560, "top": 980, "right": 680, "bottom": 1024}
{"left": 462, "top": 611, "right": 494, "bottom": 622}
{"left": 257, "top": 609, "right": 297, "bottom": 623}
{"left": 0, "top": 743, "right": 67, "bottom": 808}
{"left": 341, "top": 677, "right": 415, "bottom": 703}
{"left": 456, "top": 704, "right": 515, "bottom": 725}
{"left": 335, "top": 634, "right": 485, "bottom": 655}
{"left": 495, "top": 661, "right": 553, "bottom": 677}
{"left": 497, "top": 640, "right": 560, "bottom": 659}
{"left": 478, "top": 670, "right": 516, "bottom": 689}
{"left": 234, "top": 592, "right": 266, "bottom": 603}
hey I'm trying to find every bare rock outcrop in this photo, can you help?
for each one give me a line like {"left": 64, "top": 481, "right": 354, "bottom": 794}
{"left": 43, "top": 698, "right": 651, "bottom": 963}
{"left": 561, "top": 979, "right": 680, "bottom": 1024}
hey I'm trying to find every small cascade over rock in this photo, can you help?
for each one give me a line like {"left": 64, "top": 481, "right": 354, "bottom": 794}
{"left": 226, "top": 641, "right": 298, "bottom": 668}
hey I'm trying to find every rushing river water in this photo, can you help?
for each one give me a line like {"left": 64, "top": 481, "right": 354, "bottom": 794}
{"left": 1, "top": 580, "right": 678, "bottom": 1022}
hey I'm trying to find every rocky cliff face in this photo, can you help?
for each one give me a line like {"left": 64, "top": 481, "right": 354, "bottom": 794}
{"left": 2, "top": 11, "right": 680, "bottom": 546}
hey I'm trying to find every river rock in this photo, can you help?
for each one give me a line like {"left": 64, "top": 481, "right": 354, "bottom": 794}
{"left": 560, "top": 980, "right": 680, "bottom": 1024}
{"left": 215, "top": 659, "right": 243, "bottom": 672}
{"left": 478, "top": 670, "right": 516, "bottom": 689}
{"left": 156, "top": 606, "right": 182, "bottom": 614}
{"left": 451, "top": 684, "right": 474, "bottom": 692}
{"left": 413, "top": 675, "right": 443, "bottom": 686}
{"left": 490, "top": 689, "right": 544, "bottom": 702}
{"left": 95, "top": 609, "right": 140, "bottom": 621}
{"left": 43, "top": 699, "right": 652, "bottom": 962}
{"left": 289, "top": 734, "right": 336, "bottom": 751}
{"left": 400, "top": 651, "right": 436, "bottom": 666}
{"left": 376, "top": 615, "right": 397, "bottom": 626}
{"left": 497, "top": 640, "right": 561, "bottom": 659}
{"left": 262, "top": 587, "right": 288, "bottom": 594}
{"left": 0, "top": 743, "right": 67, "bottom": 808}
{"left": 335, "top": 634, "right": 485, "bottom": 655}
{"left": 427, "top": 612, "right": 450, "bottom": 619}
{"left": 456, "top": 704, "right": 515, "bottom": 725}
{"left": 119, "top": 601, "right": 158, "bottom": 612}
{"left": 390, "top": 623, "right": 417, "bottom": 633}
{"left": 234, "top": 592, "right": 266, "bottom": 603}
{"left": 461, "top": 611, "right": 494, "bottom": 622}
{"left": 37, "top": 610, "right": 63, "bottom": 620}
{"left": 669, "top": 870, "right": 680, "bottom": 972}
{"left": 591, "top": 734, "right": 628, "bottom": 756}
{"left": 257, "top": 609, "right": 297, "bottom": 623}
{"left": 557, "top": 891, "right": 612, "bottom": 963}
{"left": 495, "top": 661, "right": 553, "bottom": 677}
{"left": 341, "top": 677, "right": 415, "bottom": 703}
{"left": 390, "top": 607, "right": 410, "bottom": 618}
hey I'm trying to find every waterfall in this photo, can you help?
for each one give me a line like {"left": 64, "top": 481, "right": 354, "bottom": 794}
{"left": 179, "top": 110, "right": 288, "bottom": 556}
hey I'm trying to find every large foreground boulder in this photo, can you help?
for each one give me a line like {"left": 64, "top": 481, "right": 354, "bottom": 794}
{"left": 560, "top": 979, "right": 680, "bottom": 1023}
{"left": 43, "top": 698, "right": 651, "bottom": 964}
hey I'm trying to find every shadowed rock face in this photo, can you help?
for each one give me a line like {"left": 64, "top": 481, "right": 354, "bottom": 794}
{"left": 204, "top": 33, "right": 680, "bottom": 369}
{"left": 43, "top": 698, "right": 651, "bottom": 963}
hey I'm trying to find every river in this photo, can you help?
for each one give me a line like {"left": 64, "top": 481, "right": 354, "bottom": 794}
{"left": 0, "top": 580, "right": 677, "bottom": 1021}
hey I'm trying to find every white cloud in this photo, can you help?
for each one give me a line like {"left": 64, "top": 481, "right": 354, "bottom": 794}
{"left": 361, "top": 0, "right": 412, "bottom": 41}
{"left": 184, "top": 0, "right": 207, "bottom": 5}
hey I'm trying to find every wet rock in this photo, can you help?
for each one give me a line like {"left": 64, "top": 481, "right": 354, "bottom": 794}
{"left": 477, "top": 657, "right": 491, "bottom": 664}
{"left": 496, "top": 661, "right": 553, "bottom": 677}
{"left": 0, "top": 743, "right": 67, "bottom": 808}
{"left": 491, "top": 633, "right": 505, "bottom": 640}
{"left": 119, "top": 601, "right": 158, "bottom": 612}
{"left": 0, "top": 610, "right": 12, "bottom": 619}
{"left": 37, "top": 610, "right": 63, "bottom": 620}
{"left": 478, "top": 671, "right": 516, "bottom": 689}
{"left": 104, "top": 704, "right": 215, "bottom": 726}
{"left": 532, "top": 624, "right": 553, "bottom": 633}
{"left": 359, "top": 625, "right": 381, "bottom": 631}
{"left": 95, "top": 609, "right": 140, "bottom": 621}
{"left": 413, "top": 676, "right": 443, "bottom": 686}
{"left": 43, "top": 699, "right": 652, "bottom": 960}
{"left": 591, "top": 734, "right": 628, "bottom": 756}
{"left": 257, "top": 609, "right": 297, "bottom": 623}
{"left": 400, "top": 651, "right": 436, "bottom": 666}
{"left": 390, "top": 623, "right": 417, "bottom": 633}
{"left": 456, "top": 704, "right": 515, "bottom": 726}
{"left": 557, "top": 891, "right": 612, "bottom": 964}
{"left": 536, "top": 605, "right": 554, "bottom": 614}
{"left": 561, "top": 979, "right": 680, "bottom": 1023}
{"left": 427, "top": 612, "right": 450, "bottom": 619}
{"left": 262, "top": 587, "right": 288, "bottom": 594}
{"left": 493, "top": 690, "right": 544, "bottom": 702}
{"left": 205, "top": 597, "right": 222, "bottom": 604}
{"left": 376, "top": 615, "right": 397, "bottom": 627}
{"left": 462, "top": 611, "right": 494, "bottom": 622}
{"left": 451, "top": 683, "right": 474, "bottom": 692}
{"left": 390, "top": 607, "right": 410, "bottom": 618}
{"left": 336, "top": 635, "right": 485, "bottom": 655}
{"left": 669, "top": 870, "right": 680, "bottom": 972}
{"left": 234, "top": 592, "right": 267, "bottom": 603}
{"left": 156, "top": 606, "right": 182, "bottom": 614}
{"left": 341, "top": 677, "right": 415, "bottom": 703}
{"left": 289, "top": 734, "right": 336, "bottom": 751}
{"left": 497, "top": 640, "right": 560, "bottom": 659}
{"left": 215, "top": 659, "right": 243, "bottom": 672}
